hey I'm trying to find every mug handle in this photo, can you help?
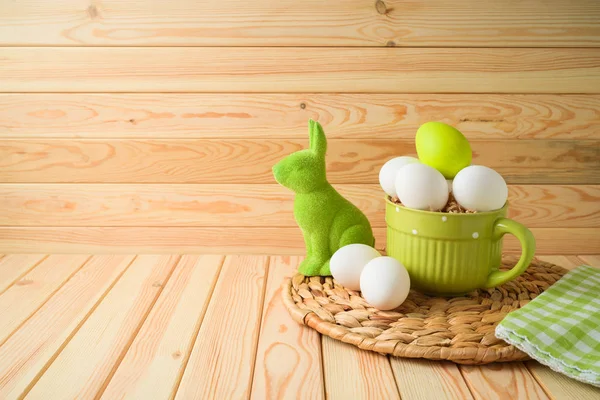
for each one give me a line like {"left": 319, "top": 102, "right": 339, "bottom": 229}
{"left": 484, "top": 217, "right": 536, "bottom": 289}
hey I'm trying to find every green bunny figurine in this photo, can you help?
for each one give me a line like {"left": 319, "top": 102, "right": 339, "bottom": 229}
{"left": 273, "top": 119, "right": 375, "bottom": 276}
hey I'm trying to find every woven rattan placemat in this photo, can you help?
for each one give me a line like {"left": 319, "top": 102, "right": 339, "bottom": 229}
{"left": 282, "top": 257, "right": 568, "bottom": 364}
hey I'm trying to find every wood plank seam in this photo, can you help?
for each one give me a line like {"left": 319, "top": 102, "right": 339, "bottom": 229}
{"left": 319, "top": 339, "right": 326, "bottom": 399}
{"left": 7, "top": 90, "right": 600, "bottom": 95}
{"left": 390, "top": 358, "right": 475, "bottom": 399}
{"left": 22, "top": 255, "right": 181, "bottom": 398}
{"left": 311, "top": 255, "right": 328, "bottom": 400}
{"left": 92, "top": 255, "right": 182, "bottom": 399}
{"left": 320, "top": 336, "right": 329, "bottom": 398}
{"left": 457, "top": 367, "right": 479, "bottom": 399}
{"left": 252, "top": 256, "right": 326, "bottom": 399}
{"left": 23, "top": 256, "right": 180, "bottom": 399}
{"left": 460, "top": 361, "right": 551, "bottom": 399}
{"left": 169, "top": 255, "right": 227, "bottom": 400}
{"left": 246, "top": 256, "right": 272, "bottom": 399}
{"left": 385, "top": 357, "right": 403, "bottom": 397}
{"left": 1, "top": 257, "right": 139, "bottom": 397}
{"left": 16, "top": 255, "right": 138, "bottom": 398}
{"left": 321, "top": 335, "right": 401, "bottom": 399}
{"left": 523, "top": 365, "right": 553, "bottom": 399}
{"left": 173, "top": 256, "right": 269, "bottom": 398}
{"left": 0, "top": 254, "right": 49, "bottom": 297}
{"left": 1, "top": 138, "right": 600, "bottom": 142}
{"left": 0, "top": 255, "right": 92, "bottom": 349}
{"left": 527, "top": 366, "right": 559, "bottom": 399}
{"left": 3, "top": 90, "right": 600, "bottom": 94}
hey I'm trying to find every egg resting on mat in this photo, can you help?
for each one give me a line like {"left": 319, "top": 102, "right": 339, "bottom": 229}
{"left": 330, "top": 244, "right": 381, "bottom": 290}
{"left": 360, "top": 257, "right": 411, "bottom": 310}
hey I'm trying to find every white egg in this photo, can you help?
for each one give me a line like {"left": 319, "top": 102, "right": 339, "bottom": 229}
{"left": 452, "top": 165, "right": 508, "bottom": 211}
{"left": 395, "top": 163, "right": 449, "bottom": 210}
{"left": 379, "top": 156, "right": 420, "bottom": 197}
{"left": 330, "top": 244, "right": 381, "bottom": 290}
{"left": 360, "top": 257, "right": 410, "bottom": 310}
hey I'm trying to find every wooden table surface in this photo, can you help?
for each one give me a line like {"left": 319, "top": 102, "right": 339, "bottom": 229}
{"left": 0, "top": 254, "right": 599, "bottom": 400}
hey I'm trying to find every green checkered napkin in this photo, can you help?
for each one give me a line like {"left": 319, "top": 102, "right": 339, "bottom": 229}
{"left": 496, "top": 265, "right": 600, "bottom": 387}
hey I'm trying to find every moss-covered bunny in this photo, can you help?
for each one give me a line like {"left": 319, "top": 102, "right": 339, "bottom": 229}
{"left": 273, "top": 119, "right": 375, "bottom": 276}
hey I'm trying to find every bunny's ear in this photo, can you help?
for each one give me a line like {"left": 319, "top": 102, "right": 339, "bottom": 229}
{"left": 308, "top": 119, "right": 327, "bottom": 158}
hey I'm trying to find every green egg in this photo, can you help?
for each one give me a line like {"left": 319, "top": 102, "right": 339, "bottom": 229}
{"left": 415, "top": 122, "right": 472, "bottom": 179}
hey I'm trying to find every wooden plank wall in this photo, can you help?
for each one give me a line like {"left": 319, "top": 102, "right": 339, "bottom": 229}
{"left": 0, "top": 0, "right": 599, "bottom": 254}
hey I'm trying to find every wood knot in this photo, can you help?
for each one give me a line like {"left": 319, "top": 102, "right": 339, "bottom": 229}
{"left": 386, "top": 40, "right": 396, "bottom": 47}
{"left": 300, "top": 103, "right": 306, "bottom": 109}
{"left": 87, "top": 4, "right": 100, "bottom": 20}
{"left": 152, "top": 282, "right": 162, "bottom": 288}
{"left": 375, "top": 1, "right": 387, "bottom": 14}
{"left": 172, "top": 351, "right": 182, "bottom": 359}
{"left": 128, "top": 118, "right": 136, "bottom": 124}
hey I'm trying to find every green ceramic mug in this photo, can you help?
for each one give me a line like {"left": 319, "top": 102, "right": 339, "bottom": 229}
{"left": 385, "top": 198, "right": 535, "bottom": 296}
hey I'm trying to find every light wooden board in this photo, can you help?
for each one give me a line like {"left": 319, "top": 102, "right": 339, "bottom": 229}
{"left": 251, "top": 256, "right": 324, "bottom": 400}
{"left": 175, "top": 255, "right": 268, "bottom": 399}
{"left": 529, "top": 364, "right": 600, "bottom": 400}
{"left": 0, "top": 254, "right": 595, "bottom": 398}
{"left": 578, "top": 255, "right": 600, "bottom": 267}
{"left": 2, "top": 139, "right": 598, "bottom": 184}
{"left": 0, "top": 254, "right": 46, "bottom": 293}
{"left": 0, "top": 184, "right": 597, "bottom": 228}
{"left": 322, "top": 336, "right": 400, "bottom": 399}
{"left": 25, "top": 255, "right": 178, "bottom": 399}
{"left": 1, "top": 0, "right": 599, "bottom": 47}
{"left": 2, "top": 94, "right": 599, "bottom": 140}
{"left": 0, "top": 254, "right": 89, "bottom": 345}
{"left": 390, "top": 358, "right": 473, "bottom": 400}
{"left": 101, "top": 255, "right": 223, "bottom": 400}
{"left": 460, "top": 363, "right": 549, "bottom": 400}
{"left": 2, "top": 48, "right": 600, "bottom": 93}
{"left": 0, "top": 227, "right": 597, "bottom": 255}
{"left": 538, "top": 255, "right": 583, "bottom": 271}
{"left": 0, "top": 255, "right": 134, "bottom": 399}
{"left": 528, "top": 255, "right": 600, "bottom": 400}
